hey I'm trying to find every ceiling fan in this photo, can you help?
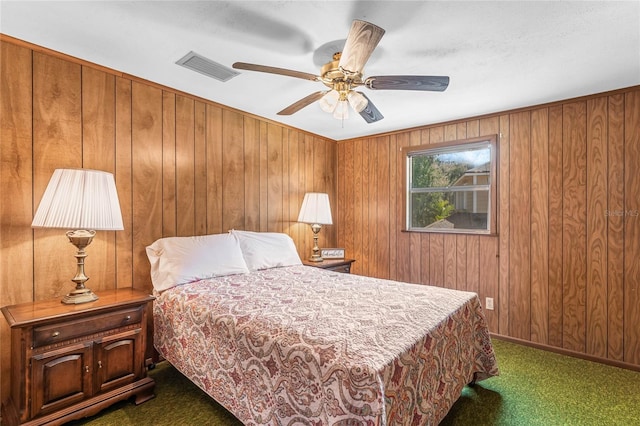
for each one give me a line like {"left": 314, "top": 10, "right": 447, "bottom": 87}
{"left": 233, "top": 19, "right": 449, "bottom": 123}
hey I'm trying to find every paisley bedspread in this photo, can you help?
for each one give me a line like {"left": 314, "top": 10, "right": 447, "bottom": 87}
{"left": 153, "top": 265, "right": 498, "bottom": 425}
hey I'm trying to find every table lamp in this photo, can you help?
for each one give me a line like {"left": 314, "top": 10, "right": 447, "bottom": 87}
{"left": 297, "top": 192, "right": 333, "bottom": 262}
{"left": 32, "top": 169, "right": 124, "bottom": 304}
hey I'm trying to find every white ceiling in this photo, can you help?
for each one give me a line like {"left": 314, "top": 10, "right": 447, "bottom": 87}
{"left": 2, "top": 1, "right": 639, "bottom": 141}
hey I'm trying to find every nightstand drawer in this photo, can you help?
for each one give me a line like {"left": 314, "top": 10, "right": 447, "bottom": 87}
{"left": 328, "top": 263, "right": 351, "bottom": 273}
{"left": 302, "top": 258, "right": 355, "bottom": 274}
{"left": 33, "top": 306, "right": 143, "bottom": 348}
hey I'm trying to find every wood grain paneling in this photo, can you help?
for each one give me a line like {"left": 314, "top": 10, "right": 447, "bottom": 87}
{"left": 388, "top": 135, "right": 398, "bottom": 281}
{"left": 81, "top": 66, "right": 117, "bottom": 293}
{"left": 623, "top": 90, "right": 640, "bottom": 365}
{"left": 32, "top": 52, "right": 83, "bottom": 300}
{"left": 362, "top": 138, "right": 372, "bottom": 276}
{"left": 396, "top": 133, "right": 411, "bottom": 283}
{"left": 352, "top": 139, "right": 364, "bottom": 275}
{"left": 466, "top": 235, "right": 479, "bottom": 295}
{"left": 443, "top": 235, "right": 457, "bottom": 289}
{"left": 0, "top": 39, "right": 339, "bottom": 409}
{"left": 547, "top": 105, "right": 564, "bottom": 347}
{"left": 131, "top": 82, "right": 163, "bottom": 290}
{"left": 1, "top": 42, "right": 33, "bottom": 306}
{"left": 205, "top": 104, "right": 223, "bottom": 234}
{"left": 259, "top": 122, "right": 269, "bottom": 232}
{"left": 1, "top": 41, "right": 33, "bottom": 402}
{"left": 115, "top": 77, "right": 133, "bottom": 288}
{"left": 244, "top": 117, "right": 261, "bottom": 231}
{"left": 419, "top": 233, "right": 430, "bottom": 285}
{"left": 324, "top": 138, "right": 337, "bottom": 247}
{"left": 298, "top": 133, "right": 312, "bottom": 257}
{"left": 562, "top": 102, "right": 587, "bottom": 352}
{"left": 509, "top": 111, "right": 531, "bottom": 340}
{"left": 194, "top": 101, "right": 207, "bottom": 236}
{"left": 606, "top": 94, "right": 625, "bottom": 361}
{"left": 455, "top": 235, "right": 467, "bottom": 291}
{"left": 221, "top": 110, "right": 246, "bottom": 232}
{"left": 267, "top": 124, "right": 283, "bottom": 233}
{"left": 497, "top": 114, "right": 510, "bottom": 335}
{"left": 586, "top": 97, "right": 608, "bottom": 357}
{"left": 336, "top": 78, "right": 640, "bottom": 369}
{"left": 176, "top": 95, "right": 195, "bottom": 236}
{"left": 375, "top": 136, "right": 390, "bottom": 279}
{"left": 530, "top": 108, "right": 549, "bottom": 344}
{"left": 2, "top": 38, "right": 640, "bottom": 410}
{"left": 429, "top": 234, "right": 444, "bottom": 286}
{"left": 479, "top": 236, "right": 499, "bottom": 331}
{"left": 162, "top": 92, "right": 177, "bottom": 237}
{"left": 286, "top": 130, "right": 303, "bottom": 244}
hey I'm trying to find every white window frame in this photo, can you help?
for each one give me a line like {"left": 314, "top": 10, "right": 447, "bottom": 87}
{"left": 403, "top": 135, "right": 498, "bottom": 235}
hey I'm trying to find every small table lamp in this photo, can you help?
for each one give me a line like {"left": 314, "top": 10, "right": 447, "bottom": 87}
{"left": 297, "top": 192, "right": 333, "bottom": 262}
{"left": 32, "top": 169, "right": 124, "bottom": 304}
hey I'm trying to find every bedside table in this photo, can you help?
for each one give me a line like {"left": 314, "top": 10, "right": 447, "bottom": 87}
{"left": 302, "top": 258, "right": 355, "bottom": 274}
{"left": 1, "top": 288, "right": 155, "bottom": 425}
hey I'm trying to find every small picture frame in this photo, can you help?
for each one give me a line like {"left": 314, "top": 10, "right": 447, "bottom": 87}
{"left": 321, "top": 248, "right": 345, "bottom": 259}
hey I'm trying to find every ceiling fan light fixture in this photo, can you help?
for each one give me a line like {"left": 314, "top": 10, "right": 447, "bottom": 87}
{"left": 347, "top": 91, "right": 368, "bottom": 113}
{"left": 333, "top": 100, "right": 349, "bottom": 120}
{"left": 319, "top": 90, "right": 339, "bottom": 113}
{"left": 230, "top": 20, "right": 449, "bottom": 125}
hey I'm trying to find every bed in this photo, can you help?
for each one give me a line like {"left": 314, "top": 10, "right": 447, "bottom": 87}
{"left": 148, "top": 230, "right": 498, "bottom": 425}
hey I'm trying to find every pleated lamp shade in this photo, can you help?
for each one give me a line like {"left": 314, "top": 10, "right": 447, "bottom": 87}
{"left": 297, "top": 193, "right": 333, "bottom": 225}
{"left": 32, "top": 169, "right": 124, "bottom": 231}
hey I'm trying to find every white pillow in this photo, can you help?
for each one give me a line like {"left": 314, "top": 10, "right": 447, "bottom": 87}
{"left": 146, "top": 233, "right": 249, "bottom": 292}
{"left": 230, "top": 230, "right": 302, "bottom": 271}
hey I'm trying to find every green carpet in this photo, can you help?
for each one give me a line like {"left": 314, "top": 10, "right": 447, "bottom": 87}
{"left": 70, "top": 339, "right": 640, "bottom": 425}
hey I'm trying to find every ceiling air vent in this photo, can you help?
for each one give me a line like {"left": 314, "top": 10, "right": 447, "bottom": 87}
{"left": 176, "top": 51, "right": 239, "bottom": 82}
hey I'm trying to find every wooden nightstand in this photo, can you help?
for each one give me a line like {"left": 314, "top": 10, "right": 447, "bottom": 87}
{"left": 1, "top": 288, "right": 155, "bottom": 425}
{"left": 302, "top": 258, "right": 355, "bottom": 274}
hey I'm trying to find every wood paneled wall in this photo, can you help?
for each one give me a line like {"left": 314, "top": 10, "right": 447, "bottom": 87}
{"left": 0, "top": 38, "right": 337, "bottom": 404}
{"left": 1, "top": 35, "right": 639, "bottom": 411}
{"left": 337, "top": 86, "right": 640, "bottom": 368}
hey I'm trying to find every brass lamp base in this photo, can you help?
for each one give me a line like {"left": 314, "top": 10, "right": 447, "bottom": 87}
{"left": 62, "top": 288, "right": 99, "bottom": 304}
{"left": 308, "top": 223, "right": 324, "bottom": 262}
{"left": 62, "top": 229, "right": 99, "bottom": 305}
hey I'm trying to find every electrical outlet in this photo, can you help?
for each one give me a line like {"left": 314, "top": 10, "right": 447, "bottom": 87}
{"left": 485, "top": 297, "right": 494, "bottom": 310}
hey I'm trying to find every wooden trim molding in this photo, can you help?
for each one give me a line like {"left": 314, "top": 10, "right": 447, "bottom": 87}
{"left": 491, "top": 334, "right": 640, "bottom": 373}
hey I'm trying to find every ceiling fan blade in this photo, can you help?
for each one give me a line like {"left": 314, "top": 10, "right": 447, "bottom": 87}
{"left": 365, "top": 75, "right": 450, "bottom": 91}
{"left": 233, "top": 62, "right": 319, "bottom": 82}
{"left": 338, "top": 20, "right": 385, "bottom": 74}
{"left": 277, "top": 91, "right": 328, "bottom": 115}
{"left": 357, "top": 93, "right": 384, "bottom": 123}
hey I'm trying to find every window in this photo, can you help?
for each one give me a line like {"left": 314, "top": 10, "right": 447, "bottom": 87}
{"left": 404, "top": 135, "right": 498, "bottom": 234}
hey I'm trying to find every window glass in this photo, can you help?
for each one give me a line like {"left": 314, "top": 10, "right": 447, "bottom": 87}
{"left": 405, "top": 136, "right": 497, "bottom": 234}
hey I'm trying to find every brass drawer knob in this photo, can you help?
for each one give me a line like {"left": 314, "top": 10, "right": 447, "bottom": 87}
{"left": 124, "top": 315, "right": 131, "bottom": 321}
{"left": 51, "top": 331, "right": 60, "bottom": 338}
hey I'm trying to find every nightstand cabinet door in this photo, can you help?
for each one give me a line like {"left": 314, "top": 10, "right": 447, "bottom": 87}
{"left": 1, "top": 289, "right": 155, "bottom": 426}
{"left": 95, "top": 329, "right": 143, "bottom": 394}
{"left": 31, "top": 342, "right": 94, "bottom": 419}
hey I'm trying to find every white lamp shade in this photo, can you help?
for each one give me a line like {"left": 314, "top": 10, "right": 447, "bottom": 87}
{"left": 297, "top": 193, "right": 333, "bottom": 225}
{"left": 32, "top": 168, "right": 124, "bottom": 230}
